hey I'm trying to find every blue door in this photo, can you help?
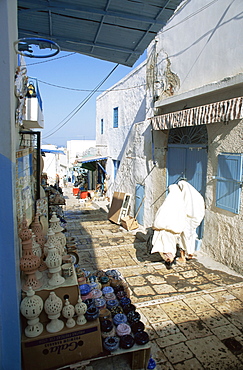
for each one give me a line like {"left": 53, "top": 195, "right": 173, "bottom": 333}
{"left": 167, "top": 144, "right": 207, "bottom": 238}
{"left": 135, "top": 184, "right": 145, "bottom": 225}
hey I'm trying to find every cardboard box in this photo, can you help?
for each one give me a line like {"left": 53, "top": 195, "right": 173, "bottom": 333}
{"left": 21, "top": 269, "right": 79, "bottom": 324}
{"left": 120, "top": 216, "right": 139, "bottom": 231}
{"left": 22, "top": 319, "right": 103, "bottom": 370}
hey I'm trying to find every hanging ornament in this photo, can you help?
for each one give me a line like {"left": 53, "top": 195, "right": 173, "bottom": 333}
{"left": 20, "top": 286, "right": 43, "bottom": 337}
{"left": 44, "top": 292, "right": 64, "bottom": 333}
{"left": 62, "top": 299, "right": 75, "bottom": 328}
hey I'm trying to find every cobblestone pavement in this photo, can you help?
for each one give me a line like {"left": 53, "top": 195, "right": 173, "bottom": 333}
{"left": 62, "top": 187, "right": 243, "bottom": 370}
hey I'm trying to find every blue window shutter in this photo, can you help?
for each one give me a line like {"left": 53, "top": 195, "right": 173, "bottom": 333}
{"left": 113, "top": 107, "right": 118, "bottom": 128}
{"left": 216, "top": 153, "right": 243, "bottom": 214}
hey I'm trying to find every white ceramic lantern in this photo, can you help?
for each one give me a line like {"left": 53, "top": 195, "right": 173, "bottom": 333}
{"left": 44, "top": 292, "right": 64, "bottom": 333}
{"left": 45, "top": 244, "right": 65, "bottom": 287}
{"left": 20, "top": 286, "right": 43, "bottom": 337}
{"left": 62, "top": 299, "right": 75, "bottom": 328}
{"left": 75, "top": 296, "right": 87, "bottom": 325}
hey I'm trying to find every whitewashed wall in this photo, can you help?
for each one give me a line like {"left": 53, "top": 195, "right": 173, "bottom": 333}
{"left": 96, "top": 61, "right": 146, "bottom": 198}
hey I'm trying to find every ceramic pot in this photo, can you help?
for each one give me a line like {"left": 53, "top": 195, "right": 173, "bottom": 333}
{"left": 92, "top": 289, "right": 102, "bottom": 299}
{"left": 110, "top": 305, "right": 123, "bottom": 317}
{"left": 116, "top": 323, "right": 131, "bottom": 337}
{"left": 102, "top": 286, "right": 114, "bottom": 295}
{"left": 134, "top": 331, "right": 149, "bottom": 345}
{"left": 106, "top": 299, "right": 119, "bottom": 310}
{"left": 116, "top": 290, "right": 127, "bottom": 301}
{"left": 127, "top": 311, "right": 141, "bottom": 324}
{"left": 119, "top": 334, "right": 135, "bottom": 349}
{"left": 94, "top": 298, "right": 106, "bottom": 310}
{"left": 83, "top": 298, "right": 95, "bottom": 309}
{"left": 123, "top": 303, "right": 136, "bottom": 315}
{"left": 99, "top": 308, "right": 112, "bottom": 322}
{"left": 100, "top": 275, "right": 110, "bottom": 287}
{"left": 131, "top": 321, "right": 145, "bottom": 334}
{"left": 85, "top": 306, "right": 99, "bottom": 321}
{"left": 105, "top": 269, "right": 121, "bottom": 280}
{"left": 113, "top": 313, "right": 127, "bottom": 326}
{"left": 79, "top": 284, "right": 91, "bottom": 296}
{"left": 119, "top": 297, "right": 131, "bottom": 307}
{"left": 103, "top": 336, "right": 119, "bottom": 352}
{"left": 100, "top": 319, "right": 113, "bottom": 333}
{"left": 104, "top": 292, "right": 116, "bottom": 301}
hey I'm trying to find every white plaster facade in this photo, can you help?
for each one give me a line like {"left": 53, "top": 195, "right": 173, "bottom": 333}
{"left": 96, "top": 0, "right": 243, "bottom": 274}
{"left": 96, "top": 61, "right": 146, "bottom": 196}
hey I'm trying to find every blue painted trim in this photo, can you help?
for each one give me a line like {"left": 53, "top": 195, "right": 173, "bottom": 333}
{"left": 0, "top": 153, "right": 21, "bottom": 370}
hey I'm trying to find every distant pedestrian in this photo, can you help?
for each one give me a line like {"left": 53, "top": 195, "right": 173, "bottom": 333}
{"left": 63, "top": 175, "right": 67, "bottom": 188}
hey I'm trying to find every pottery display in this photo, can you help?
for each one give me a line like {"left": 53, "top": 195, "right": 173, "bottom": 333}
{"left": 44, "top": 228, "right": 60, "bottom": 256}
{"left": 20, "top": 286, "right": 43, "bottom": 337}
{"left": 75, "top": 296, "right": 87, "bottom": 325}
{"left": 44, "top": 292, "right": 64, "bottom": 333}
{"left": 62, "top": 299, "right": 75, "bottom": 328}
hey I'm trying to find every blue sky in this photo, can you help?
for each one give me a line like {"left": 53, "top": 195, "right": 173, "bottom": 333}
{"left": 26, "top": 51, "right": 146, "bottom": 147}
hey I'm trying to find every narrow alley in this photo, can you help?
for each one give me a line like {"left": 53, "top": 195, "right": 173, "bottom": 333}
{"left": 61, "top": 186, "right": 243, "bottom": 370}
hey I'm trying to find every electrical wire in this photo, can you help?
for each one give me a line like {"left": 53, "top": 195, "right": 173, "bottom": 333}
{"left": 25, "top": 52, "right": 76, "bottom": 66}
{"left": 42, "top": 63, "right": 119, "bottom": 139}
{"left": 28, "top": 77, "right": 145, "bottom": 92}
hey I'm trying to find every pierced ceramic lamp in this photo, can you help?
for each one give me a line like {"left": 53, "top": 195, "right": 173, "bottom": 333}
{"left": 30, "top": 213, "right": 47, "bottom": 271}
{"left": 32, "top": 232, "right": 42, "bottom": 280}
{"left": 45, "top": 244, "right": 65, "bottom": 287}
{"left": 75, "top": 296, "right": 87, "bottom": 325}
{"left": 20, "top": 286, "right": 43, "bottom": 337}
{"left": 49, "top": 212, "right": 66, "bottom": 255}
{"left": 62, "top": 299, "right": 75, "bottom": 328}
{"left": 44, "top": 292, "right": 64, "bottom": 333}
{"left": 19, "top": 219, "right": 42, "bottom": 291}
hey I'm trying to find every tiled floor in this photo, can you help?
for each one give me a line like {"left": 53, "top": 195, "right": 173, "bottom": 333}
{"left": 62, "top": 187, "right": 243, "bottom": 370}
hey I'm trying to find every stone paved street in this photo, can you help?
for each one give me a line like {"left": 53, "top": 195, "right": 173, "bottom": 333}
{"left": 62, "top": 187, "right": 243, "bottom": 370}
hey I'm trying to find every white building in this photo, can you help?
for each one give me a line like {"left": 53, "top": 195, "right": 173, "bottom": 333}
{"left": 96, "top": 0, "right": 243, "bottom": 275}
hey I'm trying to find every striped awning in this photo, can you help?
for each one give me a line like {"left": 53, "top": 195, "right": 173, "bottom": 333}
{"left": 151, "top": 96, "right": 243, "bottom": 130}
